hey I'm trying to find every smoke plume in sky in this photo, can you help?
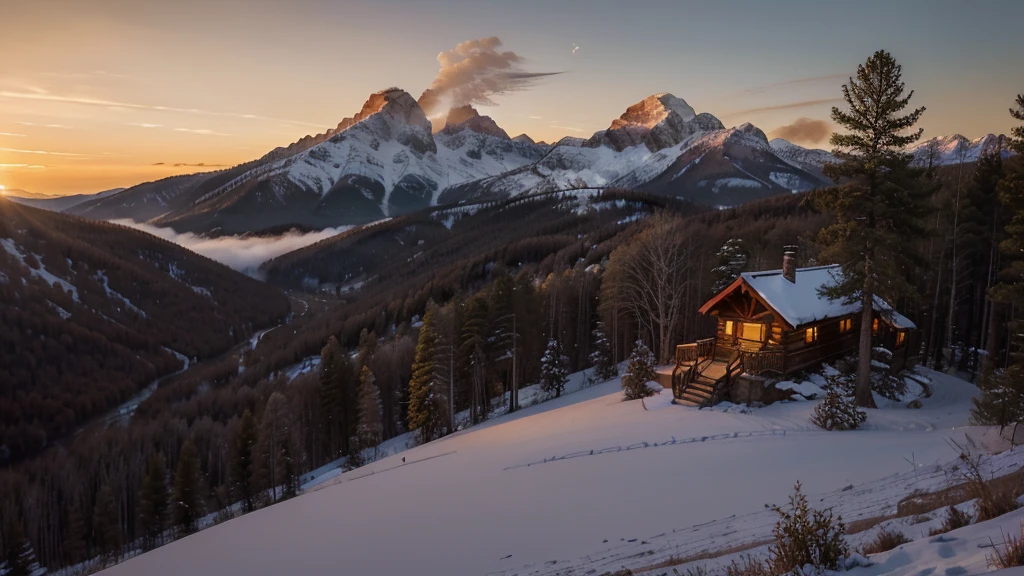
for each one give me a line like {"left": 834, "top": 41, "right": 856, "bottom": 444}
{"left": 769, "top": 117, "right": 832, "bottom": 145}
{"left": 418, "top": 36, "right": 558, "bottom": 115}
{"left": 111, "top": 220, "right": 349, "bottom": 277}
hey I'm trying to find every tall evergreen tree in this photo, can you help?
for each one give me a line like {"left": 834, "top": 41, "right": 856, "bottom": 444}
{"left": 459, "top": 295, "right": 491, "bottom": 423}
{"left": 589, "top": 322, "right": 618, "bottom": 381}
{"left": 974, "top": 97, "right": 1024, "bottom": 425}
{"left": 92, "top": 483, "right": 121, "bottom": 558}
{"left": 138, "top": 453, "right": 169, "bottom": 548}
{"left": 258, "top": 392, "right": 301, "bottom": 501}
{"left": 1011, "top": 94, "right": 1024, "bottom": 154}
{"left": 356, "top": 366, "right": 383, "bottom": 457}
{"left": 540, "top": 338, "right": 570, "bottom": 398}
{"left": 1, "top": 523, "right": 40, "bottom": 576}
{"left": 814, "top": 50, "right": 929, "bottom": 407}
{"left": 408, "top": 304, "right": 445, "bottom": 443}
{"left": 319, "top": 336, "right": 357, "bottom": 457}
{"left": 62, "top": 502, "right": 87, "bottom": 567}
{"left": 172, "top": 439, "right": 204, "bottom": 535}
{"left": 228, "top": 410, "right": 259, "bottom": 513}
{"left": 711, "top": 238, "right": 749, "bottom": 292}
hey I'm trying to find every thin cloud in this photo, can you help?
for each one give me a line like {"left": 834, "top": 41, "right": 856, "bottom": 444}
{"left": 15, "top": 121, "right": 74, "bottom": 129}
{"left": 174, "top": 128, "right": 232, "bottom": 136}
{"left": 128, "top": 122, "right": 163, "bottom": 128}
{"left": 528, "top": 115, "right": 543, "bottom": 119}
{"left": 0, "top": 132, "right": 27, "bottom": 137}
{"left": 549, "top": 125, "right": 587, "bottom": 133}
{"left": 742, "top": 74, "right": 847, "bottom": 94}
{"left": 1, "top": 91, "right": 322, "bottom": 128}
{"left": 0, "top": 163, "right": 46, "bottom": 169}
{"left": 0, "top": 147, "right": 87, "bottom": 157}
{"left": 722, "top": 98, "right": 843, "bottom": 118}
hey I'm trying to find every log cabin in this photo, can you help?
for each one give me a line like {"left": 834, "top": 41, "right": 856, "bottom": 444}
{"left": 672, "top": 249, "right": 919, "bottom": 407}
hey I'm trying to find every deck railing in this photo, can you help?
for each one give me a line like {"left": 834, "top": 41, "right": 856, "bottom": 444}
{"left": 739, "top": 347, "right": 785, "bottom": 375}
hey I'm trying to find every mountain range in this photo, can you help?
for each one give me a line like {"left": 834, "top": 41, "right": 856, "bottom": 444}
{"left": 58, "top": 88, "right": 1010, "bottom": 236}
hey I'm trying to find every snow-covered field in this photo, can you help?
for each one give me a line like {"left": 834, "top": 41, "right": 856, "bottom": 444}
{"left": 99, "top": 368, "right": 1015, "bottom": 576}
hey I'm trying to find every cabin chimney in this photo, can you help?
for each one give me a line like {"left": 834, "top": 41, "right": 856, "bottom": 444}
{"left": 782, "top": 246, "right": 797, "bottom": 284}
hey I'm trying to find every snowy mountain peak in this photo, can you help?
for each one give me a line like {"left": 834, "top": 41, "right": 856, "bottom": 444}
{"left": 355, "top": 88, "right": 432, "bottom": 134}
{"left": 910, "top": 133, "right": 1012, "bottom": 165}
{"left": 735, "top": 122, "right": 769, "bottom": 145}
{"left": 589, "top": 92, "right": 708, "bottom": 152}
{"left": 617, "top": 93, "right": 697, "bottom": 128}
{"left": 442, "top": 105, "right": 510, "bottom": 140}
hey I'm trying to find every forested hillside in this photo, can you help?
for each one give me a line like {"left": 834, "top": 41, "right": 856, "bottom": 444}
{"left": 0, "top": 198, "right": 291, "bottom": 462}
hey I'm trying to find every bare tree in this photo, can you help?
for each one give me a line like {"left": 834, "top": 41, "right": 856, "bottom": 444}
{"left": 610, "top": 213, "right": 699, "bottom": 363}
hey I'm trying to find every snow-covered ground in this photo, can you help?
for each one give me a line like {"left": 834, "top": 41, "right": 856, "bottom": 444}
{"left": 99, "top": 368, "right": 1012, "bottom": 576}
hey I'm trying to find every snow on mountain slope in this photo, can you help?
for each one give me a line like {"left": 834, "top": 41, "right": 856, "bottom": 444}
{"left": 155, "top": 90, "right": 545, "bottom": 234}
{"left": 98, "top": 367, "right": 985, "bottom": 576}
{"left": 770, "top": 138, "right": 836, "bottom": 174}
{"left": 910, "top": 133, "right": 1013, "bottom": 165}
{"left": 440, "top": 98, "right": 825, "bottom": 206}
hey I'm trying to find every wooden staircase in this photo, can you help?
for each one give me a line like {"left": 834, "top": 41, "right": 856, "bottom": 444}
{"left": 676, "top": 364, "right": 723, "bottom": 406}
{"left": 672, "top": 339, "right": 743, "bottom": 408}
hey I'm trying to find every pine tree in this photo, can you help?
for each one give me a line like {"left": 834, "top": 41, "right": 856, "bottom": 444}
{"left": 319, "top": 336, "right": 357, "bottom": 457}
{"left": 814, "top": 50, "right": 929, "bottom": 407}
{"left": 356, "top": 366, "right": 383, "bottom": 458}
{"left": 1, "top": 523, "right": 40, "bottom": 576}
{"left": 258, "top": 392, "right": 301, "bottom": 501}
{"left": 229, "top": 410, "right": 259, "bottom": 513}
{"left": 62, "top": 502, "right": 86, "bottom": 566}
{"left": 172, "top": 439, "right": 204, "bottom": 535}
{"left": 589, "top": 322, "right": 617, "bottom": 381}
{"left": 711, "top": 238, "right": 748, "bottom": 292}
{"left": 409, "top": 304, "right": 445, "bottom": 443}
{"left": 459, "top": 295, "right": 491, "bottom": 423}
{"left": 540, "top": 338, "right": 570, "bottom": 398}
{"left": 811, "top": 387, "right": 867, "bottom": 431}
{"left": 1011, "top": 93, "right": 1024, "bottom": 155}
{"left": 92, "top": 483, "right": 121, "bottom": 558}
{"left": 974, "top": 100, "right": 1024, "bottom": 426}
{"left": 622, "top": 339, "right": 658, "bottom": 400}
{"left": 138, "top": 453, "right": 169, "bottom": 548}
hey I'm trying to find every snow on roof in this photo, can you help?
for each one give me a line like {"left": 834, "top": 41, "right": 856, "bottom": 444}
{"left": 739, "top": 264, "right": 916, "bottom": 329}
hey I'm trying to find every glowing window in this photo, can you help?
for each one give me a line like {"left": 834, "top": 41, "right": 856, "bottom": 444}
{"left": 724, "top": 320, "right": 734, "bottom": 336}
{"left": 896, "top": 331, "right": 906, "bottom": 346}
{"left": 805, "top": 327, "right": 818, "bottom": 344}
{"left": 839, "top": 318, "right": 852, "bottom": 332}
{"left": 740, "top": 322, "right": 764, "bottom": 341}
{"left": 872, "top": 318, "right": 879, "bottom": 334}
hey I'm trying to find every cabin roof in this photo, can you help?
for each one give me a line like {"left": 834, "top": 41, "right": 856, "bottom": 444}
{"left": 732, "top": 264, "right": 916, "bottom": 330}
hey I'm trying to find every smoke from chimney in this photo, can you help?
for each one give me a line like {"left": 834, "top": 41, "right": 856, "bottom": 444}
{"left": 417, "top": 37, "right": 559, "bottom": 117}
{"left": 782, "top": 245, "right": 797, "bottom": 284}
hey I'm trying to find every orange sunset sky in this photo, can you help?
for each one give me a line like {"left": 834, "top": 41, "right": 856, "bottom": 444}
{"left": 2, "top": 0, "right": 1022, "bottom": 196}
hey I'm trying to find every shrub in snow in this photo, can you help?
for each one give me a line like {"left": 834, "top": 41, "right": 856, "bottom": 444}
{"left": 724, "top": 555, "right": 772, "bottom": 576}
{"left": 869, "top": 347, "right": 907, "bottom": 401}
{"left": 622, "top": 339, "right": 657, "bottom": 400}
{"left": 727, "top": 483, "right": 848, "bottom": 575}
{"left": 811, "top": 387, "right": 866, "bottom": 431}
{"left": 767, "top": 482, "right": 849, "bottom": 574}
{"left": 973, "top": 362, "right": 1024, "bottom": 427}
{"left": 859, "top": 526, "right": 911, "bottom": 555}
{"left": 928, "top": 505, "right": 973, "bottom": 536}
{"left": 950, "top": 443, "right": 1021, "bottom": 521}
{"left": 540, "top": 339, "right": 570, "bottom": 398}
{"left": 989, "top": 523, "right": 1024, "bottom": 569}
{"left": 589, "top": 323, "right": 618, "bottom": 382}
